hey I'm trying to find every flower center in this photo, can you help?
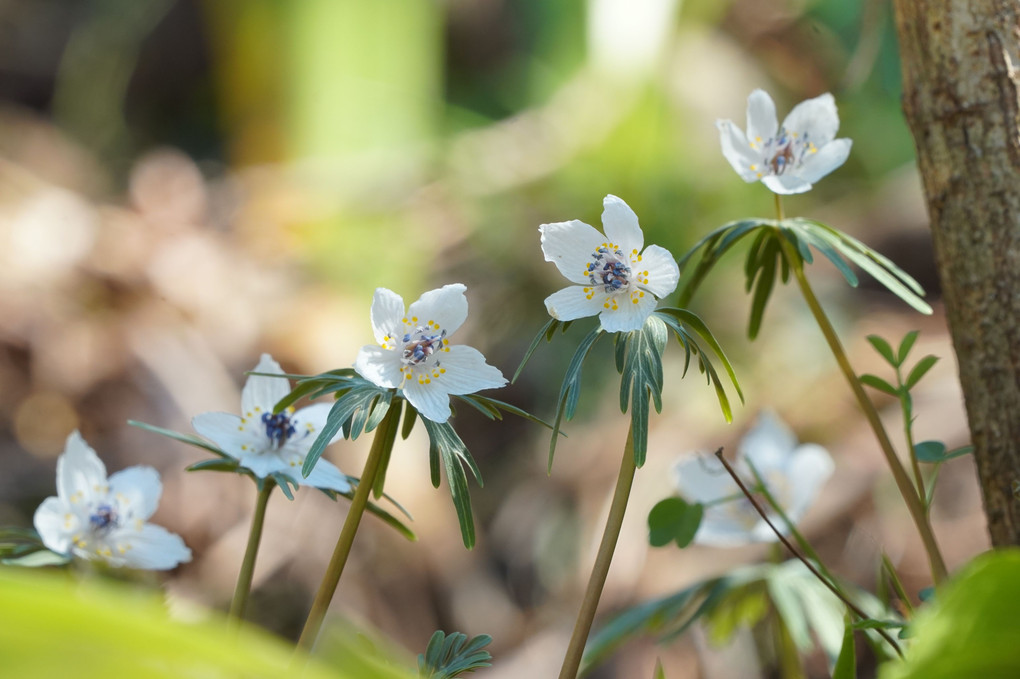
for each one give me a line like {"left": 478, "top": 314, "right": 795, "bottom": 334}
{"left": 759, "top": 128, "right": 818, "bottom": 176}
{"left": 89, "top": 503, "right": 119, "bottom": 533}
{"left": 586, "top": 245, "right": 631, "bottom": 293}
{"left": 401, "top": 327, "right": 446, "bottom": 366}
{"left": 261, "top": 412, "right": 297, "bottom": 447}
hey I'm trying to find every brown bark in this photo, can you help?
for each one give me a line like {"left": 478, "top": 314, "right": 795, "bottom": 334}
{"left": 892, "top": 1, "right": 1020, "bottom": 546}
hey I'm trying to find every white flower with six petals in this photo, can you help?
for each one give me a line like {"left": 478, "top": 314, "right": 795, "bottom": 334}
{"left": 540, "top": 195, "right": 680, "bottom": 333}
{"left": 192, "top": 354, "right": 351, "bottom": 492}
{"left": 354, "top": 284, "right": 507, "bottom": 424}
{"left": 33, "top": 431, "right": 191, "bottom": 569}
{"left": 672, "top": 411, "right": 835, "bottom": 547}
{"left": 716, "top": 89, "right": 852, "bottom": 195}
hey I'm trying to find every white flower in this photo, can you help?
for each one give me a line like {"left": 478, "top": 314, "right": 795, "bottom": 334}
{"left": 33, "top": 431, "right": 191, "bottom": 569}
{"left": 672, "top": 411, "right": 834, "bottom": 547}
{"left": 354, "top": 284, "right": 507, "bottom": 424}
{"left": 192, "top": 354, "right": 351, "bottom": 492}
{"left": 716, "top": 89, "right": 852, "bottom": 195}
{"left": 539, "top": 195, "right": 680, "bottom": 333}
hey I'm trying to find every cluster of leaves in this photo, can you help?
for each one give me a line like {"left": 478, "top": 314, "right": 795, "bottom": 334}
{"left": 417, "top": 630, "right": 492, "bottom": 678}
{"left": 677, "top": 218, "right": 932, "bottom": 338}
{"left": 860, "top": 332, "right": 973, "bottom": 506}
{"left": 516, "top": 312, "right": 741, "bottom": 471}
{"left": 276, "top": 368, "right": 548, "bottom": 549}
{"left": 582, "top": 560, "right": 894, "bottom": 674}
{"left": 0, "top": 527, "right": 68, "bottom": 567}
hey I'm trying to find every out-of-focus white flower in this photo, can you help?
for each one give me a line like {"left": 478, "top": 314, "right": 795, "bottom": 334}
{"left": 672, "top": 411, "right": 835, "bottom": 546}
{"left": 354, "top": 284, "right": 507, "bottom": 424}
{"left": 540, "top": 195, "right": 679, "bottom": 333}
{"left": 192, "top": 354, "right": 350, "bottom": 492}
{"left": 33, "top": 431, "right": 191, "bottom": 569}
{"left": 716, "top": 89, "right": 852, "bottom": 195}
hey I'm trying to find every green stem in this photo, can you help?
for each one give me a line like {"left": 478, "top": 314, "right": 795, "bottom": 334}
{"left": 295, "top": 404, "right": 401, "bottom": 653}
{"left": 897, "top": 379, "right": 928, "bottom": 508}
{"left": 228, "top": 479, "right": 275, "bottom": 624}
{"left": 774, "top": 192, "right": 785, "bottom": 222}
{"left": 775, "top": 235, "right": 947, "bottom": 584}
{"left": 715, "top": 450, "right": 904, "bottom": 658}
{"left": 558, "top": 428, "right": 637, "bottom": 679}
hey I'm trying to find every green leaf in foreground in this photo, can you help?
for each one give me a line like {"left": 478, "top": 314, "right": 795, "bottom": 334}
{"left": 0, "top": 568, "right": 414, "bottom": 679}
{"left": 647, "top": 498, "right": 704, "bottom": 549}
{"left": 880, "top": 549, "right": 1020, "bottom": 679}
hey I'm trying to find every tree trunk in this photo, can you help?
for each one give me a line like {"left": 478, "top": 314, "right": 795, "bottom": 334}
{"left": 892, "top": 2, "right": 1020, "bottom": 546}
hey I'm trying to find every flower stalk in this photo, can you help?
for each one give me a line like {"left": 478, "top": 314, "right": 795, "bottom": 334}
{"left": 773, "top": 232, "right": 947, "bottom": 584}
{"left": 558, "top": 428, "right": 637, "bottom": 679}
{"left": 296, "top": 403, "right": 402, "bottom": 652}
{"left": 228, "top": 479, "right": 275, "bottom": 624}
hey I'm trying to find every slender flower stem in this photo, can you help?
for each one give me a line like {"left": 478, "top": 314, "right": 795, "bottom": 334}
{"left": 558, "top": 428, "right": 637, "bottom": 679}
{"left": 714, "top": 449, "right": 904, "bottom": 659}
{"left": 296, "top": 404, "right": 401, "bottom": 653}
{"left": 774, "top": 192, "right": 785, "bottom": 222}
{"left": 897, "top": 377, "right": 928, "bottom": 507}
{"left": 774, "top": 235, "right": 947, "bottom": 584}
{"left": 229, "top": 478, "right": 275, "bottom": 624}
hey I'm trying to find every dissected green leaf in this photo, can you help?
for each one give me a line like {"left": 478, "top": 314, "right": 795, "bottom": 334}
{"left": 513, "top": 317, "right": 558, "bottom": 384}
{"left": 302, "top": 382, "right": 391, "bottom": 478}
{"left": 2, "top": 550, "right": 71, "bottom": 567}
{"left": 417, "top": 631, "right": 492, "bottom": 678}
{"left": 421, "top": 418, "right": 483, "bottom": 549}
{"left": 128, "top": 420, "right": 228, "bottom": 458}
{"left": 867, "top": 335, "right": 898, "bottom": 366}
{"left": 905, "top": 356, "right": 938, "bottom": 389}
{"left": 617, "top": 315, "right": 668, "bottom": 466}
{"left": 914, "top": 441, "right": 947, "bottom": 463}
{"left": 647, "top": 498, "right": 703, "bottom": 549}
{"left": 676, "top": 219, "right": 769, "bottom": 308}
{"left": 548, "top": 327, "right": 602, "bottom": 472}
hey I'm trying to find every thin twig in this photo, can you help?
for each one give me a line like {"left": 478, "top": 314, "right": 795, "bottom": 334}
{"left": 713, "top": 448, "right": 904, "bottom": 658}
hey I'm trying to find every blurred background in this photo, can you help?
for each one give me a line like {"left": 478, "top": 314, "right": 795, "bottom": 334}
{"left": 0, "top": 0, "right": 986, "bottom": 677}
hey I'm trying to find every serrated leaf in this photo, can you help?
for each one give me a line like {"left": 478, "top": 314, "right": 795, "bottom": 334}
{"left": 897, "top": 331, "right": 919, "bottom": 364}
{"left": 648, "top": 498, "right": 704, "bottom": 548}
{"left": 860, "top": 374, "right": 900, "bottom": 396}
{"left": 905, "top": 355, "right": 938, "bottom": 389}
{"left": 867, "top": 335, "right": 898, "bottom": 366}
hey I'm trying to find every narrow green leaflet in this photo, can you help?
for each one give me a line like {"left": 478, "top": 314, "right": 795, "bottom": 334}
{"left": 676, "top": 219, "right": 770, "bottom": 307}
{"left": 302, "top": 381, "right": 392, "bottom": 478}
{"left": 915, "top": 441, "right": 973, "bottom": 464}
{"left": 867, "top": 335, "right": 898, "bottom": 366}
{"left": 897, "top": 331, "right": 920, "bottom": 364}
{"left": 860, "top": 374, "right": 900, "bottom": 397}
{"left": 421, "top": 418, "right": 484, "bottom": 549}
{"left": 513, "top": 317, "right": 559, "bottom": 384}
{"left": 547, "top": 327, "right": 603, "bottom": 472}
{"left": 617, "top": 315, "right": 668, "bottom": 466}
{"left": 128, "top": 420, "right": 228, "bottom": 457}
{"left": 832, "top": 615, "right": 857, "bottom": 679}
{"left": 905, "top": 356, "right": 938, "bottom": 389}
{"left": 417, "top": 631, "right": 492, "bottom": 678}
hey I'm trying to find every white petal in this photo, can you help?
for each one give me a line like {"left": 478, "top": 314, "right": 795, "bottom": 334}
{"left": 739, "top": 411, "right": 797, "bottom": 472}
{"left": 785, "top": 443, "right": 834, "bottom": 520}
{"left": 402, "top": 377, "right": 453, "bottom": 423}
{"left": 34, "top": 496, "right": 75, "bottom": 555}
{"left": 370, "top": 288, "right": 407, "bottom": 343}
{"left": 407, "top": 284, "right": 469, "bottom": 337}
{"left": 634, "top": 244, "right": 679, "bottom": 298}
{"left": 118, "top": 524, "right": 192, "bottom": 570}
{"left": 601, "top": 195, "right": 643, "bottom": 253}
{"left": 192, "top": 412, "right": 258, "bottom": 459}
{"left": 696, "top": 514, "right": 768, "bottom": 547}
{"left": 598, "top": 291, "right": 657, "bottom": 333}
{"left": 716, "top": 120, "right": 763, "bottom": 182}
{"left": 543, "top": 285, "right": 606, "bottom": 322}
{"left": 762, "top": 173, "right": 812, "bottom": 195}
{"left": 540, "top": 220, "right": 608, "bottom": 285}
{"left": 237, "top": 449, "right": 289, "bottom": 479}
{"left": 746, "top": 89, "right": 778, "bottom": 147}
{"left": 241, "top": 354, "right": 291, "bottom": 415}
{"left": 300, "top": 457, "right": 351, "bottom": 493}
{"left": 108, "top": 467, "right": 162, "bottom": 521}
{"left": 57, "top": 431, "right": 108, "bottom": 505}
{"left": 672, "top": 454, "right": 739, "bottom": 504}
{"left": 433, "top": 345, "right": 507, "bottom": 395}
{"left": 782, "top": 92, "right": 839, "bottom": 146}
{"left": 796, "top": 138, "right": 852, "bottom": 185}
{"left": 354, "top": 344, "right": 405, "bottom": 389}
{"left": 289, "top": 402, "right": 339, "bottom": 445}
